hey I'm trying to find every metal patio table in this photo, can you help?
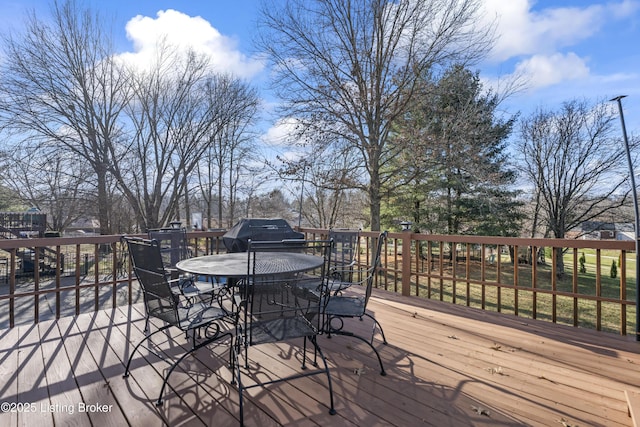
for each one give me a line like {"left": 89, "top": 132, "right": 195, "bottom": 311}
{"left": 175, "top": 251, "right": 325, "bottom": 279}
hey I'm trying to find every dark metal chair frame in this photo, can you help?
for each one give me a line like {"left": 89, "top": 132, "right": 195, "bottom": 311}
{"left": 323, "top": 231, "right": 389, "bottom": 376}
{"left": 122, "top": 237, "right": 232, "bottom": 406}
{"left": 147, "top": 226, "right": 191, "bottom": 269}
{"left": 232, "top": 238, "right": 336, "bottom": 425}
{"left": 148, "top": 227, "right": 226, "bottom": 307}
{"left": 327, "top": 228, "right": 361, "bottom": 294}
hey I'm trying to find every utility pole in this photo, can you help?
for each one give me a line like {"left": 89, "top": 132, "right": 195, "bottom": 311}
{"left": 610, "top": 95, "right": 639, "bottom": 340}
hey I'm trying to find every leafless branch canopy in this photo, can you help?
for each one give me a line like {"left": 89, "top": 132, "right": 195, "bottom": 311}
{"left": 257, "top": 0, "right": 495, "bottom": 229}
{"left": 518, "top": 99, "right": 636, "bottom": 239}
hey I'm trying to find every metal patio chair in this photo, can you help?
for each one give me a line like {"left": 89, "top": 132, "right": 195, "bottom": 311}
{"left": 122, "top": 237, "right": 232, "bottom": 406}
{"left": 323, "top": 231, "right": 388, "bottom": 375}
{"left": 147, "top": 226, "right": 191, "bottom": 270}
{"left": 232, "top": 238, "right": 336, "bottom": 425}
{"left": 148, "top": 226, "right": 225, "bottom": 306}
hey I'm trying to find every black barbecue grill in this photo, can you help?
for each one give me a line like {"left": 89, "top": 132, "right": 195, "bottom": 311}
{"left": 222, "top": 218, "right": 304, "bottom": 252}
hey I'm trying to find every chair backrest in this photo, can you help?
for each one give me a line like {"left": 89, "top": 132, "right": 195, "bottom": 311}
{"left": 147, "top": 227, "right": 190, "bottom": 269}
{"left": 124, "top": 236, "right": 179, "bottom": 325}
{"left": 363, "top": 231, "right": 388, "bottom": 307}
{"left": 242, "top": 239, "right": 333, "bottom": 346}
{"left": 328, "top": 228, "right": 360, "bottom": 273}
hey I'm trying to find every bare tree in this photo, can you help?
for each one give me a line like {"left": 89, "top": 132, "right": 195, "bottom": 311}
{"left": 256, "top": 0, "right": 494, "bottom": 231}
{"left": 518, "top": 99, "right": 637, "bottom": 275}
{"left": 251, "top": 189, "right": 295, "bottom": 220}
{"left": 195, "top": 74, "right": 259, "bottom": 229}
{"left": 1, "top": 141, "right": 93, "bottom": 231}
{"left": 301, "top": 159, "right": 356, "bottom": 229}
{"left": 117, "top": 44, "right": 229, "bottom": 230}
{"left": 276, "top": 132, "right": 365, "bottom": 228}
{"left": 0, "top": 0, "right": 130, "bottom": 234}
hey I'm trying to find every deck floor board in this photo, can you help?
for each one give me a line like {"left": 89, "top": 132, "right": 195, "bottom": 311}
{"left": 1, "top": 288, "right": 639, "bottom": 426}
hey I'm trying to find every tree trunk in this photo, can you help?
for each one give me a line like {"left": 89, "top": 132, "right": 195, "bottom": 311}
{"left": 96, "top": 168, "right": 111, "bottom": 235}
{"left": 218, "top": 170, "right": 224, "bottom": 228}
{"left": 183, "top": 176, "right": 191, "bottom": 229}
{"left": 369, "top": 163, "right": 381, "bottom": 232}
{"left": 555, "top": 249, "right": 565, "bottom": 278}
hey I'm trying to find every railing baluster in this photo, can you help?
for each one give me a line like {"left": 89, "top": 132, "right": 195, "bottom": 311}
{"left": 532, "top": 246, "right": 538, "bottom": 320}
{"left": 465, "top": 243, "right": 471, "bottom": 307}
{"left": 9, "top": 248, "right": 16, "bottom": 328}
{"left": 439, "top": 241, "right": 444, "bottom": 301}
{"left": 551, "top": 247, "right": 557, "bottom": 323}
{"left": 497, "top": 245, "right": 502, "bottom": 313}
{"left": 481, "top": 243, "right": 486, "bottom": 310}
{"left": 514, "top": 244, "right": 519, "bottom": 316}
{"left": 573, "top": 248, "right": 579, "bottom": 327}
{"left": 34, "top": 246, "right": 40, "bottom": 323}
{"left": 427, "top": 241, "right": 432, "bottom": 298}
{"left": 596, "top": 249, "right": 602, "bottom": 331}
{"left": 94, "top": 243, "right": 100, "bottom": 312}
{"left": 394, "top": 237, "right": 400, "bottom": 293}
{"left": 75, "top": 244, "right": 81, "bottom": 316}
{"left": 111, "top": 241, "right": 117, "bottom": 308}
{"left": 55, "top": 245, "right": 61, "bottom": 319}
{"left": 621, "top": 250, "right": 628, "bottom": 335}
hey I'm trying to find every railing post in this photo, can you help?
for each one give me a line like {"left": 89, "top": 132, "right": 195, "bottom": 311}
{"left": 402, "top": 231, "right": 412, "bottom": 296}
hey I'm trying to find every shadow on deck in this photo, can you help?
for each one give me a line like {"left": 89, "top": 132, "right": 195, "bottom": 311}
{"left": 1, "top": 288, "right": 639, "bottom": 426}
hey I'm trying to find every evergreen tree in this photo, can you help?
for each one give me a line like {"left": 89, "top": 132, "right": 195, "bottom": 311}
{"left": 579, "top": 252, "right": 587, "bottom": 273}
{"left": 385, "top": 65, "right": 522, "bottom": 235}
{"left": 610, "top": 259, "right": 618, "bottom": 279}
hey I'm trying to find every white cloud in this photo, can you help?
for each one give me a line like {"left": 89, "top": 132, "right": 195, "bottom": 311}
{"left": 514, "top": 52, "right": 590, "bottom": 90}
{"left": 610, "top": 0, "right": 640, "bottom": 18}
{"left": 119, "top": 9, "right": 264, "bottom": 79}
{"left": 483, "top": 0, "right": 607, "bottom": 61}
{"left": 261, "top": 118, "right": 301, "bottom": 147}
{"left": 480, "top": 0, "right": 640, "bottom": 91}
{"left": 598, "top": 71, "right": 640, "bottom": 84}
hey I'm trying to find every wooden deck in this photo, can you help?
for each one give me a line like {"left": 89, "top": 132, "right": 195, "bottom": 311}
{"left": 1, "top": 288, "right": 640, "bottom": 426}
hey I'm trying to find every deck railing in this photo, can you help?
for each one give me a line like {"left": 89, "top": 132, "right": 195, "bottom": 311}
{"left": 0, "top": 231, "right": 227, "bottom": 328}
{"left": 300, "top": 228, "right": 637, "bottom": 336}
{"left": 0, "top": 229, "right": 636, "bottom": 336}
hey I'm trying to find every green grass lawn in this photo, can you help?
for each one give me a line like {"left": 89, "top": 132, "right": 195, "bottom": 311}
{"left": 411, "top": 248, "right": 637, "bottom": 335}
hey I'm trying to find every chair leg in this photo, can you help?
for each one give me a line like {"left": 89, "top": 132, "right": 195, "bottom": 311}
{"left": 123, "top": 324, "right": 172, "bottom": 378}
{"left": 309, "top": 335, "right": 336, "bottom": 415}
{"left": 301, "top": 336, "right": 307, "bottom": 369}
{"left": 233, "top": 343, "right": 244, "bottom": 425}
{"left": 325, "top": 316, "right": 386, "bottom": 376}
{"left": 156, "top": 346, "right": 196, "bottom": 406}
{"left": 231, "top": 335, "right": 240, "bottom": 386}
{"left": 363, "top": 312, "right": 388, "bottom": 345}
{"left": 346, "top": 332, "right": 386, "bottom": 376}
{"left": 156, "top": 330, "right": 233, "bottom": 406}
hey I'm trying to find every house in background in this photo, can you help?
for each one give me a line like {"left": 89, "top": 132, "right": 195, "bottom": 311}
{"left": 578, "top": 221, "right": 634, "bottom": 241}
{"left": 65, "top": 217, "right": 100, "bottom": 236}
{"left": 614, "top": 223, "right": 635, "bottom": 241}
{"left": 0, "top": 209, "right": 47, "bottom": 239}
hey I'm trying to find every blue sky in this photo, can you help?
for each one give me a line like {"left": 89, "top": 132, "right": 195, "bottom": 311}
{"left": 1, "top": 0, "right": 640, "bottom": 139}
